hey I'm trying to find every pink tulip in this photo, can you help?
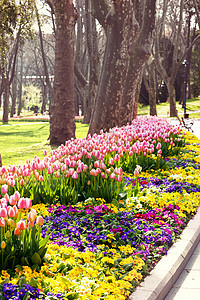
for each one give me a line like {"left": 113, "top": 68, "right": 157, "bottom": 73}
{"left": 116, "top": 175, "right": 122, "bottom": 182}
{"left": 43, "top": 150, "right": 47, "bottom": 156}
{"left": 13, "top": 191, "right": 20, "bottom": 201}
{"left": 7, "top": 178, "right": 15, "bottom": 187}
{"left": 4, "top": 194, "right": 9, "bottom": 202}
{"left": 1, "top": 184, "right": 8, "bottom": 194}
{"left": 90, "top": 169, "right": 97, "bottom": 176}
{"left": 17, "top": 220, "right": 27, "bottom": 230}
{"left": 47, "top": 166, "right": 53, "bottom": 174}
{"left": 23, "top": 168, "right": 30, "bottom": 177}
{"left": 13, "top": 205, "right": 18, "bottom": 218}
{"left": 156, "top": 142, "right": 161, "bottom": 150}
{"left": 0, "top": 217, "right": 6, "bottom": 227}
{"left": 0, "top": 208, "right": 7, "bottom": 217}
{"left": 20, "top": 179, "right": 25, "bottom": 186}
{"left": 28, "top": 212, "right": 36, "bottom": 222}
{"left": 9, "top": 196, "right": 16, "bottom": 206}
{"left": 17, "top": 198, "right": 32, "bottom": 209}
{"left": 94, "top": 161, "right": 100, "bottom": 168}
{"left": 108, "top": 158, "right": 113, "bottom": 165}
{"left": 36, "top": 216, "right": 43, "bottom": 226}
{"left": 76, "top": 166, "right": 82, "bottom": 173}
{"left": 110, "top": 173, "right": 115, "bottom": 179}
{"left": 39, "top": 175, "right": 44, "bottom": 181}
{"left": 72, "top": 171, "right": 78, "bottom": 179}
{"left": 61, "top": 165, "right": 67, "bottom": 172}
{"left": 114, "top": 154, "right": 119, "bottom": 161}
{"left": 7, "top": 218, "right": 15, "bottom": 227}
{"left": 134, "top": 169, "right": 139, "bottom": 176}
{"left": 7, "top": 207, "right": 15, "bottom": 218}
{"left": 1, "top": 166, "right": 7, "bottom": 174}
{"left": 68, "top": 168, "right": 74, "bottom": 176}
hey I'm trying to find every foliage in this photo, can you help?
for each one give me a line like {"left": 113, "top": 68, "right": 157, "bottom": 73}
{"left": 0, "top": 191, "right": 48, "bottom": 272}
{"left": 22, "top": 84, "right": 42, "bottom": 110}
{"left": 0, "top": 0, "right": 17, "bottom": 35}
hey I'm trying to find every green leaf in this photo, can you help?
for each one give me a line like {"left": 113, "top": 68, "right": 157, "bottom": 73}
{"left": 30, "top": 277, "right": 38, "bottom": 288}
{"left": 111, "top": 199, "right": 119, "bottom": 208}
{"left": 31, "top": 252, "right": 41, "bottom": 265}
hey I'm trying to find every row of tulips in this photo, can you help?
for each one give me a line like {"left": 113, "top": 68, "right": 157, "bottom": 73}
{"left": 0, "top": 189, "right": 48, "bottom": 272}
{"left": 0, "top": 117, "right": 184, "bottom": 206}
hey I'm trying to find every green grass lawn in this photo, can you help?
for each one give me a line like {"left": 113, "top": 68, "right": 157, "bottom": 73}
{"left": 138, "top": 97, "right": 200, "bottom": 117}
{"left": 0, "top": 97, "right": 199, "bottom": 167}
{"left": 0, "top": 122, "right": 89, "bottom": 167}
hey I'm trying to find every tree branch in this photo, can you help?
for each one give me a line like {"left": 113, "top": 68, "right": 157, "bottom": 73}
{"left": 91, "top": 0, "right": 110, "bottom": 30}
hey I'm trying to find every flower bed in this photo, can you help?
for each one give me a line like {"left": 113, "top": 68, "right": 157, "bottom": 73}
{"left": 0, "top": 116, "right": 200, "bottom": 299}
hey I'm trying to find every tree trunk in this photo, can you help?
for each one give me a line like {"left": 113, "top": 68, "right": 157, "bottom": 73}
{"left": 41, "top": 83, "right": 47, "bottom": 114}
{"left": 120, "top": 0, "right": 156, "bottom": 123}
{"left": 49, "top": 0, "right": 77, "bottom": 145}
{"left": 167, "top": 80, "right": 177, "bottom": 117}
{"left": 10, "top": 72, "right": 17, "bottom": 117}
{"left": 83, "top": 1, "right": 99, "bottom": 124}
{"left": 35, "top": 2, "right": 53, "bottom": 111}
{"left": 17, "top": 50, "right": 23, "bottom": 116}
{"left": 3, "top": 77, "right": 9, "bottom": 123}
{"left": 89, "top": 0, "right": 138, "bottom": 135}
{"left": 89, "top": 0, "right": 156, "bottom": 134}
{"left": 144, "top": 62, "right": 157, "bottom": 116}
{"left": 133, "top": 68, "right": 144, "bottom": 119}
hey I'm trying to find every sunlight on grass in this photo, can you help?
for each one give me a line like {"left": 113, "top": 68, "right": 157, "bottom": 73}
{"left": 0, "top": 122, "right": 89, "bottom": 166}
{"left": 0, "top": 97, "right": 199, "bottom": 167}
{"left": 138, "top": 97, "right": 200, "bottom": 117}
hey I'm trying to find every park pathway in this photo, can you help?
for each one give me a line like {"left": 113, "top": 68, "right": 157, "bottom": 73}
{"left": 164, "top": 241, "right": 200, "bottom": 299}
{"left": 163, "top": 118, "right": 200, "bottom": 300}
{"left": 131, "top": 118, "right": 200, "bottom": 300}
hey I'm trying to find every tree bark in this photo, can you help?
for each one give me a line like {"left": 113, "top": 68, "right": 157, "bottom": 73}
{"left": 17, "top": 49, "right": 23, "bottom": 116}
{"left": 10, "top": 72, "right": 17, "bottom": 117}
{"left": 83, "top": 0, "right": 99, "bottom": 124}
{"left": 48, "top": 0, "right": 77, "bottom": 145}
{"left": 88, "top": 0, "right": 156, "bottom": 135}
{"left": 120, "top": 0, "right": 156, "bottom": 124}
{"left": 144, "top": 62, "right": 157, "bottom": 116}
{"left": 34, "top": 2, "right": 53, "bottom": 112}
{"left": 89, "top": 0, "right": 138, "bottom": 135}
{"left": 3, "top": 77, "right": 9, "bottom": 123}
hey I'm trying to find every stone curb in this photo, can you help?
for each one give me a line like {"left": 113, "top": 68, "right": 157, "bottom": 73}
{"left": 128, "top": 207, "right": 200, "bottom": 300}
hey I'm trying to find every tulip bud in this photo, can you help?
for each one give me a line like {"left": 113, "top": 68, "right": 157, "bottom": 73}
{"left": 5, "top": 230, "right": 11, "bottom": 238}
{"left": 0, "top": 217, "right": 6, "bottom": 227}
{"left": 14, "top": 228, "right": 20, "bottom": 235}
{"left": 36, "top": 216, "right": 43, "bottom": 226}
{"left": 1, "top": 184, "right": 8, "bottom": 194}
{"left": 1, "top": 241, "right": 6, "bottom": 249}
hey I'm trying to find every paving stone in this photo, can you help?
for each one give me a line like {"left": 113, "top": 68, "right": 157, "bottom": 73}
{"left": 173, "top": 269, "right": 200, "bottom": 289}
{"left": 165, "top": 288, "right": 200, "bottom": 300}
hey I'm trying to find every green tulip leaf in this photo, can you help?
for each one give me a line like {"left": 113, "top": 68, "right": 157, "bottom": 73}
{"left": 31, "top": 252, "right": 41, "bottom": 265}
